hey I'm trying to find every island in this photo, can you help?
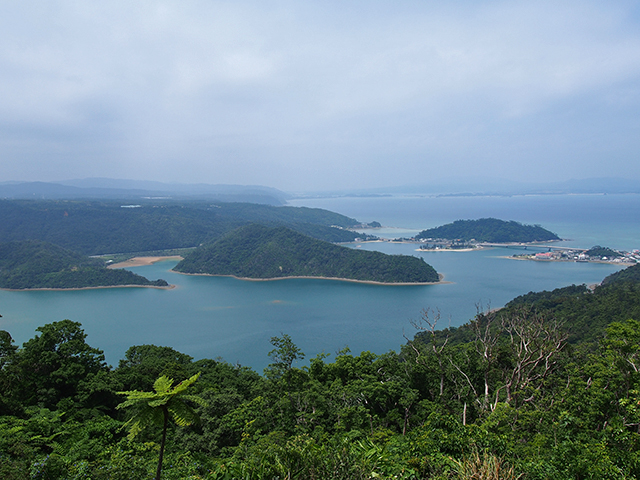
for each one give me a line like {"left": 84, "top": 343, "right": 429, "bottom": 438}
{"left": 173, "top": 224, "right": 440, "bottom": 284}
{"left": 414, "top": 218, "right": 561, "bottom": 244}
{"left": 0, "top": 240, "right": 169, "bottom": 290}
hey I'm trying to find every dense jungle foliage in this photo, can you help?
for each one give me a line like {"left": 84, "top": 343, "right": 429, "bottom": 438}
{"left": 2, "top": 264, "right": 640, "bottom": 479}
{"left": 415, "top": 218, "right": 561, "bottom": 243}
{"left": 0, "top": 240, "right": 167, "bottom": 289}
{"left": 602, "top": 263, "right": 640, "bottom": 285}
{"left": 174, "top": 224, "right": 439, "bottom": 283}
{"left": 0, "top": 200, "right": 364, "bottom": 255}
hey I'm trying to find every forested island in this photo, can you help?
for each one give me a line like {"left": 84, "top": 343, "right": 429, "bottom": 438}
{"left": 2, "top": 263, "right": 640, "bottom": 478}
{"left": 0, "top": 240, "right": 168, "bottom": 289}
{"left": 415, "top": 218, "right": 560, "bottom": 243}
{"left": 174, "top": 224, "right": 440, "bottom": 283}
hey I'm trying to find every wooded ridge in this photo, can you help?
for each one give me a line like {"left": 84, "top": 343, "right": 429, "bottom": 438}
{"left": 0, "top": 199, "right": 367, "bottom": 255}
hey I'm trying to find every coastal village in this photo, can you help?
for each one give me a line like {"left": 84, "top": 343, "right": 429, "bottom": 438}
{"left": 414, "top": 238, "right": 640, "bottom": 265}
{"left": 511, "top": 245, "right": 640, "bottom": 265}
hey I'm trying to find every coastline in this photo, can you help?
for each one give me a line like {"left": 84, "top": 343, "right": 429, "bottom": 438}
{"left": 1, "top": 256, "right": 183, "bottom": 291}
{"left": 108, "top": 255, "right": 183, "bottom": 268}
{"left": 174, "top": 271, "right": 449, "bottom": 286}
{"left": 415, "top": 247, "right": 482, "bottom": 252}
{"left": 502, "top": 256, "right": 633, "bottom": 266}
{"left": 0, "top": 284, "right": 176, "bottom": 292}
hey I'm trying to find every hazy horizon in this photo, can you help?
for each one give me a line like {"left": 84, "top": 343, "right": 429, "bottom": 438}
{"left": 2, "top": 1, "right": 640, "bottom": 191}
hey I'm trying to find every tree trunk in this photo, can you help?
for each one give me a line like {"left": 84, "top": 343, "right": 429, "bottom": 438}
{"left": 156, "top": 407, "right": 169, "bottom": 480}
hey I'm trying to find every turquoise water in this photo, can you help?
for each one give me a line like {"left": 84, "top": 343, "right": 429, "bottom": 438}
{"left": 1, "top": 194, "right": 637, "bottom": 371}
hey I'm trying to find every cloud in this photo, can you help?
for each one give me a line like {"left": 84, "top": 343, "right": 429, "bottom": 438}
{"left": 1, "top": 1, "right": 640, "bottom": 190}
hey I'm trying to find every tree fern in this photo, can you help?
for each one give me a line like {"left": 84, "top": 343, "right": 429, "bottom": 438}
{"left": 117, "top": 372, "right": 206, "bottom": 480}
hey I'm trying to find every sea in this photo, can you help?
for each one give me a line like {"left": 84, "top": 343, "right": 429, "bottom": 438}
{"left": 1, "top": 193, "right": 639, "bottom": 372}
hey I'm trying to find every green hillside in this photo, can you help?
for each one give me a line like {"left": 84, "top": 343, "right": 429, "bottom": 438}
{"left": 415, "top": 217, "right": 560, "bottom": 243}
{"left": 602, "top": 262, "right": 640, "bottom": 285}
{"left": 0, "top": 200, "right": 366, "bottom": 255}
{"left": 174, "top": 224, "right": 439, "bottom": 283}
{"left": 0, "top": 240, "right": 168, "bottom": 289}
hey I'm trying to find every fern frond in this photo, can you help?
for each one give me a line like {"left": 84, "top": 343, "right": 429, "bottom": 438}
{"left": 153, "top": 375, "right": 174, "bottom": 394}
{"left": 168, "top": 401, "right": 198, "bottom": 427}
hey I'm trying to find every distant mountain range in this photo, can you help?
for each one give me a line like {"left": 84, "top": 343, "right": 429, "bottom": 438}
{"left": 293, "top": 177, "right": 640, "bottom": 198}
{"left": 3, "top": 176, "right": 639, "bottom": 204}
{"left": 0, "top": 179, "right": 290, "bottom": 205}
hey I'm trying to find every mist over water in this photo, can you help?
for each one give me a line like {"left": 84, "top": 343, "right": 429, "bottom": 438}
{"left": 1, "top": 194, "right": 637, "bottom": 371}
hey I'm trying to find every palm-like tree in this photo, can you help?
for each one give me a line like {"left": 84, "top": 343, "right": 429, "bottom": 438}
{"left": 117, "top": 372, "right": 206, "bottom": 480}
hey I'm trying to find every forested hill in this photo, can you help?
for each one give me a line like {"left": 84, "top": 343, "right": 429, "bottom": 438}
{"left": 415, "top": 217, "right": 560, "bottom": 243}
{"left": 602, "top": 262, "right": 640, "bottom": 285}
{"left": 174, "top": 224, "right": 439, "bottom": 283}
{"left": 423, "top": 270, "right": 640, "bottom": 347}
{"left": 0, "top": 240, "right": 168, "bottom": 289}
{"left": 0, "top": 200, "right": 365, "bottom": 255}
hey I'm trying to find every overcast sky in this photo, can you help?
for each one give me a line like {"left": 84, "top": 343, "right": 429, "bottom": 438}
{"left": 1, "top": 1, "right": 639, "bottom": 192}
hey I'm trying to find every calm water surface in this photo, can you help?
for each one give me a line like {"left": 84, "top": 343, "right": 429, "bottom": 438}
{"left": 1, "top": 194, "right": 637, "bottom": 371}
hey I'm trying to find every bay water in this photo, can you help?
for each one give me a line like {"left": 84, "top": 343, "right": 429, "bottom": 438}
{"left": 1, "top": 194, "right": 638, "bottom": 371}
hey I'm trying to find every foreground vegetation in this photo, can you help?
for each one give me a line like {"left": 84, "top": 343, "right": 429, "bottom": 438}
{"left": 1, "top": 263, "right": 640, "bottom": 478}
{"left": 415, "top": 218, "right": 560, "bottom": 243}
{"left": 174, "top": 224, "right": 439, "bottom": 283}
{"left": 0, "top": 240, "right": 167, "bottom": 289}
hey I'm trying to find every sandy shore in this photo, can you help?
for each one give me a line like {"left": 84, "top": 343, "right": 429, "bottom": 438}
{"left": 415, "top": 247, "right": 482, "bottom": 252}
{"left": 176, "top": 271, "right": 449, "bottom": 286}
{"left": 503, "top": 256, "right": 633, "bottom": 266}
{"left": 108, "top": 256, "right": 183, "bottom": 268}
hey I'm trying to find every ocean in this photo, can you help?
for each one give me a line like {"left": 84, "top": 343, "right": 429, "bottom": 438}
{"left": 1, "top": 193, "right": 638, "bottom": 371}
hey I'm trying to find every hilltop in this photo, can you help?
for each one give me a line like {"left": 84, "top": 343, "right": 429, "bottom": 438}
{"left": 174, "top": 224, "right": 439, "bottom": 283}
{"left": 415, "top": 217, "right": 560, "bottom": 243}
{"left": 0, "top": 240, "right": 168, "bottom": 289}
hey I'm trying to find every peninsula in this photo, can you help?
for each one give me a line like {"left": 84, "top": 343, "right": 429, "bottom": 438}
{"left": 0, "top": 240, "right": 169, "bottom": 290}
{"left": 511, "top": 245, "right": 639, "bottom": 266}
{"left": 173, "top": 224, "right": 440, "bottom": 284}
{"left": 413, "top": 218, "right": 560, "bottom": 247}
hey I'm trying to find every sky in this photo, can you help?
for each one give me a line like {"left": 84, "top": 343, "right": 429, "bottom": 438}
{"left": 1, "top": 1, "right": 640, "bottom": 192}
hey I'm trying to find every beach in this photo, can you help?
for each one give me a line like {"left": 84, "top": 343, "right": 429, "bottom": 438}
{"left": 0, "top": 284, "right": 175, "bottom": 292}
{"left": 176, "top": 271, "right": 449, "bottom": 286}
{"left": 108, "top": 255, "right": 183, "bottom": 268}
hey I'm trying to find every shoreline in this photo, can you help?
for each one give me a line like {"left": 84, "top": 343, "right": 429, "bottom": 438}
{"left": 503, "top": 256, "right": 633, "bottom": 266}
{"left": 108, "top": 255, "right": 183, "bottom": 268}
{"left": 2, "top": 256, "right": 184, "bottom": 291}
{"left": 0, "top": 284, "right": 176, "bottom": 292}
{"left": 415, "top": 247, "right": 482, "bottom": 252}
{"left": 174, "top": 271, "right": 450, "bottom": 286}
